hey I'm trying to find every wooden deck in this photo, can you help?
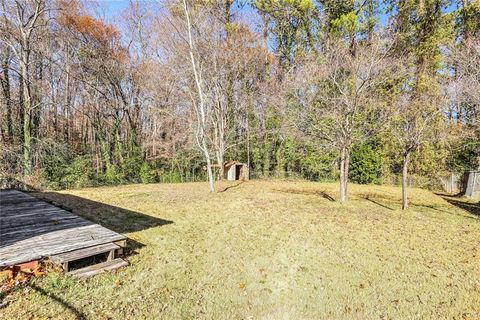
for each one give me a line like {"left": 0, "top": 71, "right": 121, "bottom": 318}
{"left": 0, "top": 189, "right": 127, "bottom": 268}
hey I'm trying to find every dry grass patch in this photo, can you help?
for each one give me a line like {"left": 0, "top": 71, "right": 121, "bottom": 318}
{"left": 1, "top": 181, "right": 479, "bottom": 319}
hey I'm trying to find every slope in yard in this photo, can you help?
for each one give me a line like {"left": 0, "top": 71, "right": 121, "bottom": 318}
{"left": 1, "top": 181, "right": 479, "bottom": 319}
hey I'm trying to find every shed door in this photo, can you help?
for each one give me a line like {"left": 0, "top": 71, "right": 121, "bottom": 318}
{"left": 235, "top": 165, "right": 242, "bottom": 180}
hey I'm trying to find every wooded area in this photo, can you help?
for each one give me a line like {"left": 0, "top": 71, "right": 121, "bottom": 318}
{"left": 1, "top": 0, "right": 479, "bottom": 208}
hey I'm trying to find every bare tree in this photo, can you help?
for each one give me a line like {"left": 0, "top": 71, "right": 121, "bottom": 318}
{"left": 1, "top": 0, "right": 48, "bottom": 175}
{"left": 453, "top": 38, "right": 480, "bottom": 121}
{"left": 0, "top": 43, "right": 13, "bottom": 144}
{"left": 450, "top": 38, "right": 480, "bottom": 169}
{"left": 386, "top": 48, "right": 447, "bottom": 210}
{"left": 289, "top": 37, "right": 390, "bottom": 203}
{"left": 182, "top": 0, "right": 215, "bottom": 192}
{"left": 391, "top": 87, "right": 445, "bottom": 209}
{"left": 207, "top": 23, "right": 270, "bottom": 179}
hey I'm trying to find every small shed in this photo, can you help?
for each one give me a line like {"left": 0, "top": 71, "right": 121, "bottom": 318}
{"left": 223, "top": 161, "right": 249, "bottom": 181}
{"left": 464, "top": 170, "right": 480, "bottom": 199}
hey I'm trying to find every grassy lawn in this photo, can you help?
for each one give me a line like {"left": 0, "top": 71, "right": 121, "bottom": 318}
{"left": 1, "top": 181, "right": 479, "bottom": 319}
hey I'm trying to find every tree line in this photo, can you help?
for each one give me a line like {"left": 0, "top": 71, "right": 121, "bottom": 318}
{"left": 1, "top": 0, "right": 479, "bottom": 208}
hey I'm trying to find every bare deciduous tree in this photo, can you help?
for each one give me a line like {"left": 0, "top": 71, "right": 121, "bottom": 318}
{"left": 450, "top": 38, "right": 480, "bottom": 169}
{"left": 390, "top": 85, "right": 445, "bottom": 210}
{"left": 2, "top": 0, "right": 48, "bottom": 175}
{"left": 289, "top": 37, "right": 391, "bottom": 203}
{"left": 182, "top": 0, "right": 215, "bottom": 192}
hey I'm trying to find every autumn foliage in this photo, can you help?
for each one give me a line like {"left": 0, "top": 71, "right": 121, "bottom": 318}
{"left": 60, "top": 14, "right": 120, "bottom": 46}
{"left": 57, "top": 0, "right": 123, "bottom": 59}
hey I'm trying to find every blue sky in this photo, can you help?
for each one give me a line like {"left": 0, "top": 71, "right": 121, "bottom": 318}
{"left": 100, "top": 0, "right": 129, "bottom": 13}
{"left": 93, "top": 0, "right": 460, "bottom": 29}
{"left": 96, "top": 0, "right": 255, "bottom": 20}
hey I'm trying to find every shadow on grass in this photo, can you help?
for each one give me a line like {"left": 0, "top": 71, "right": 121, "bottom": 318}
{"left": 438, "top": 195, "right": 480, "bottom": 218}
{"left": 218, "top": 181, "right": 244, "bottom": 193}
{"left": 274, "top": 188, "right": 335, "bottom": 202}
{"left": 410, "top": 203, "right": 453, "bottom": 214}
{"left": 357, "top": 192, "right": 477, "bottom": 218}
{"left": 31, "top": 192, "right": 173, "bottom": 235}
{"left": 0, "top": 281, "right": 86, "bottom": 320}
{"left": 319, "top": 191, "right": 335, "bottom": 202}
{"left": 30, "top": 284, "right": 86, "bottom": 320}
{"left": 364, "top": 196, "right": 394, "bottom": 210}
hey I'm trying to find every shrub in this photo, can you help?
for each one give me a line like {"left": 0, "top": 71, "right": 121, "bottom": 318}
{"left": 103, "top": 164, "right": 125, "bottom": 185}
{"left": 301, "top": 146, "right": 337, "bottom": 181}
{"left": 60, "top": 156, "right": 95, "bottom": 189}
{"left": 349, "top": 140, "right": 382, "bottom": 184}
{"left": 140, "top": 162, "right": 156, "bottom": 184}
{"left": 121, "top": 156, "right": 142, "bottom": 182}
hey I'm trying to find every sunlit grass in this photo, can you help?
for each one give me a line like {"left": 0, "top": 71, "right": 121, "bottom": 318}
{"left": 2, "top": 181, "right": 479, "bottom": 319}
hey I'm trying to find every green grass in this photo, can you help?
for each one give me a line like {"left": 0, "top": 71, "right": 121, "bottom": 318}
{"left": 2, "top": 181, "right": 479, "bottom": 319}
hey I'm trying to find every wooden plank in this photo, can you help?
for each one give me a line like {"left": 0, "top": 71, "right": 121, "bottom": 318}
{"left": 67, "top": 258, "right": 128, "bottom": 278}
{"left": 0, "top": 190, "right": 127, "bottom": 267}
{"left": 0, "top": 198, "right": 40, "bottom": 205}
{"left": 0, "top": 191, "right": 35, "bottom": 199}
{"left": 0, "top": 219, "right": 94, "bottom": 245}
{"left": 1, "top": 205, "right": 66, "bottom": 216}
{"left": 0, "top": 190, "right": 38, "bottom": 202}
{"left": 0, "top": 189, "right": 21, "bottom": 195}
{"left": 0, "top": 204, "right": 59, "bottom": 217}
{"left": 1, "top": 199, "right": 56, "bottom": 207}
{"left": 50, "top": 243, "right": 120, "bottom": 264}
{"left": 1, "top": 210, "right": 82, "bottom": 226}
{"left": 0, "top": 226, "right": 126, "bottom": 266}
{"left": 114, "top": 239, "right": 127, "bottom": 248}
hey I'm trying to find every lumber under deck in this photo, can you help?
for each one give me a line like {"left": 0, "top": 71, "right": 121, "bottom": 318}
{"left": 0, "top": 189, "right": 126, "bottom": 267}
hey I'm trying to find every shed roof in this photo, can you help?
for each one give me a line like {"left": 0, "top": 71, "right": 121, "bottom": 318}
{"left": 224, "top": 160, "right": 246, "bottom": 167}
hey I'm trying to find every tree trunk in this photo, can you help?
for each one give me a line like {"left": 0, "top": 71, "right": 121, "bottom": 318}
{"left": 344, "top": 147, "right": 350, "bottom": 202}
{"left": 19, "top": 72, "right": 24, "bottom": 144}
{"left": 23, "top": 100, "right": 32, "bottom": 175}
{"left": 339, "top": 146, "right": 347, "bottom": 203}
{"left": 183, "top": 0, "right": 215, "bottom": 192}
{"left": 213, "top": 107, "right": 225, "bottom": 180}
{"left": 216, "top": 149, "right": 224, "bottom": 180}
{"left": 64, "top": 64, "right": 71, "bottom": 142}
{"left": 204, "top": 141, "right": 215, "bottom": 193}
{"left": 246, "top": 112, "right": 250, "bottom": 179}
{"left": 402, "top": 151, "right": 410, "bottom": 210}
{"left": 21, "top": 57, "right": 32, "bottom": 176}
{"left": 0, "top": 50, "right": 14, "bottom": 143}
{"left": 31, "top": 62, "right": 42, "bottom": 142}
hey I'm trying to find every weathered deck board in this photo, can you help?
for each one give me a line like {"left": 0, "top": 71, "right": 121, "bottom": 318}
{"left": 50, "top": 242, "right": 119, "bottom": 264}
{"left": 67, "top": 258, "right": 128, "bottom": 278}
{"left": 0, "top": 190, "right": 126, "bottom": 267}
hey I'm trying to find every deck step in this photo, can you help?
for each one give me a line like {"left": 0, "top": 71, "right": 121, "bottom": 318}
{"left": 50, "top": 242, "right": 120, "bottom": 264}
{"left": 67, "top": 258, "right": 128, "bottom": 278}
